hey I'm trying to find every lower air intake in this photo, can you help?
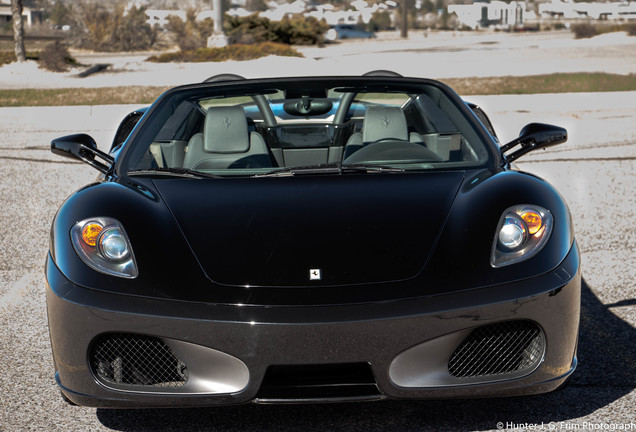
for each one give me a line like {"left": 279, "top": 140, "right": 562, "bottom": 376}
{"left": 256, "top": 363, "right": 383, "bottom": 403}
{"left": 448, "top": 320, "right": 544, "bottom": 378}
{"left": 90, "top": 333, "right": 187, "bottom": 388}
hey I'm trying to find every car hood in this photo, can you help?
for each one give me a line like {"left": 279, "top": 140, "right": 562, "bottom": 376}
{"left": 154, "top": 172, "right": 464, "bottom": 287}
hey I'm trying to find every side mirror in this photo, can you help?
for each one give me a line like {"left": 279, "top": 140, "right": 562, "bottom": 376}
{"left": 51, "top": 133, "right": 114, "bottom": 174}
{"left": 501, "top": 123, "right": 567, "bottom": 163}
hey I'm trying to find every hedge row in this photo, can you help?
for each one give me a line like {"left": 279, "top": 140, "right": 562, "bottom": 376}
{"left": 148, "top": 42, "right": 303, "bottom": 63}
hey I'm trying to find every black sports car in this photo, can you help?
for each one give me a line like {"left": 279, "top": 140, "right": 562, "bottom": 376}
{"left": 47, "top": 74, "right": 580, "bottom": 407}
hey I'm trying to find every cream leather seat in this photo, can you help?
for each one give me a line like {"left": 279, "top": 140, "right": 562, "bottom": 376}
{"left": 184, "top": 106, "right": 271, "bottom": 170}
{"left": 343, "top": 106, "right": 424, "bottom": 160}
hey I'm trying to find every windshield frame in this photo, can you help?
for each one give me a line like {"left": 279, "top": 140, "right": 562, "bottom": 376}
{"left": 116, "top": 76, "right": 500, "bottom": 178}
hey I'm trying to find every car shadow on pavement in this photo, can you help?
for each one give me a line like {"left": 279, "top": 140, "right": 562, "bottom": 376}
{"left": 97, "top": 278, "right": 635, "bottom": 432}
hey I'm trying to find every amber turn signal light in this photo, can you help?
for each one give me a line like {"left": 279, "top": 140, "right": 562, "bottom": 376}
{"left": 521, "top": 210, "right": 543, "bottom": 235}
{"left": 81, "top": 222, "right": 103, "bottom": 247}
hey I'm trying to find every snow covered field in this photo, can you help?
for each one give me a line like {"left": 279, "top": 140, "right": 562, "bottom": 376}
{"left": 0, "top": 30, "right": 634, "bottom": 89}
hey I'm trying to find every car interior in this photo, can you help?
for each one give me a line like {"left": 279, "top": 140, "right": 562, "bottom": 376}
{"left": 131, "top": 83, "right": 486, "bottom": 175}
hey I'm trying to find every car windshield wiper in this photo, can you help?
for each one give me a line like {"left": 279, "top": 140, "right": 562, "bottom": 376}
{"left": 343, "top": 163, "right": 406, "bottom": 173}
{"left": 255, "top": 163, "right": 404, "bottom": 177}
{"left": 128, "top": 167, "right": 221, "bottom": 179}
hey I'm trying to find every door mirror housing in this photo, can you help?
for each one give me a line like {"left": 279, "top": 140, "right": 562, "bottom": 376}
{"left": 51, "top": 133, "right": 114, "bottom": 174}
{"left": 501, "top": 123, "right": 567, "bottom": 163}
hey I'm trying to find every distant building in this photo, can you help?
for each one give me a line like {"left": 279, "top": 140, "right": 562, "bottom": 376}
{"left": 448, "top": 1, "right": 530, "bottom": 29}
{"left": 145, "top": 10, "right": 186, "bottom": 28}
{"left": 0, "top": 3, "right": 44, "bottom": 27}
{"left": 145, "top": 9, "right": 220, "bottom": 28}
{"left": 538, "top": 0, "right": 636, "bottom": 21}
{"left": 147, "top": 1, "right": 398, "bottom": 28}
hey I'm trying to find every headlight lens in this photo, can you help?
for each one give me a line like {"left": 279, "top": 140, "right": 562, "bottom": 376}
{"left": 99, "top": 228, "right": 130, "bottom": 261}
{"left": 71, "top": 217, "right": 138, "bottom": 278}
{"left": 491, "top": 205, "right": 553, "bottom": 268}
{"left": 498, "top": 215, "right": 527, "bottom": 249}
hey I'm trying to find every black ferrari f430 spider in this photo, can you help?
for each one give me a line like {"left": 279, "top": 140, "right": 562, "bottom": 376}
{"left": 47, "top": 73, "right": 580, "bottom": 407}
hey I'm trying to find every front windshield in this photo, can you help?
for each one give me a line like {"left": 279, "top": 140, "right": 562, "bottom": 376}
{"left": 124, "top": 79, "right": 492, "bottom": 177}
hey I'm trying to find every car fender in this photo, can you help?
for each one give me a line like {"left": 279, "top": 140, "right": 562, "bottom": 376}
{"left": 49, "top": 177, "right": 210, "bottom": 300}
{"left": 417, "top": 169, "right": 575, "bottom": 294}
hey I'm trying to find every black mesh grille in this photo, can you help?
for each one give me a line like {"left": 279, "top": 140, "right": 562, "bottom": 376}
{"left": 112, "top": 112, "right": 143, "bottom": 147}
{"left": 448, "top": 321, "right": 544, "bottom": 378}
{"left": 90, "top": 333, "right": 187, "bottom": 388}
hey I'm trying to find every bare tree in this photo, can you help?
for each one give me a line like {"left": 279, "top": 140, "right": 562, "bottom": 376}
{"left": 400, "top": 0, "right": 408, "bottom": 39}
{"left": 11, "top": 0, "right": 26, "bottom": 62}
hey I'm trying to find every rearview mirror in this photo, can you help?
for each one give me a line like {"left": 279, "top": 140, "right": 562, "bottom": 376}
{"left": 501, "top": 123, "right": 567, "bottom": 163}
{"left": 51, "top": 133, "right": 114, "bottom": 174}
{"left": 283, "top": 98, "right": 333, "bottom": 116}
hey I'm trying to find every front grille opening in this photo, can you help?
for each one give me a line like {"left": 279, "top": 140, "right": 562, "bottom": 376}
{"left": 256, "top": 363, "right": 382, "bottom": 402}
{"left": 90, "top": 333, "right": 188, "bottom": 388}
{"left": 448, "top": 320, "right": 544, "bottom": 378}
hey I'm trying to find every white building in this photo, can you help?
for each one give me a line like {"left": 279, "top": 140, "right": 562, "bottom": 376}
{"left": 145, "top": 9, "right": 221, "bottom": 28}
{"left": 538, "top": 0, "right": 636, "bottom": 21}
{"left": 448, "top": 1, "right": 530, "bottom": 29}
{"left": 0, "top": 3, "right": 43, "bottom": 27}
{"left": 260, "top": 0, "right": 307, "bottom": 21}
{"left": 145, "top": 10, "right": 186, "bottom": 27}
{"left": 147, "top": 0, "right": 398, "bottom": 28}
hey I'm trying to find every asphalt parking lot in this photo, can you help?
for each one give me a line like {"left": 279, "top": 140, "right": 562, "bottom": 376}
{"left": 0, "top": 91, "right": 634, "bottom": 431}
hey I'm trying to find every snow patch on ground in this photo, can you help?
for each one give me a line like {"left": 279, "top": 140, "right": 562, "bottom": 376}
{"left": 0, "top": 30, "right": 634, "bottom": 90}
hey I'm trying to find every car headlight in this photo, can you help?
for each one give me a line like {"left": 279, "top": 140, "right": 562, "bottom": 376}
{"left": 490, "top": 205, "right": 553, "bottom": 268}
{"left": 71, "top": 217, "right": 138, "bottom": 278}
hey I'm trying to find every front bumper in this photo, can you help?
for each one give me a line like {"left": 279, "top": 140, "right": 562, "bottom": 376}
{"left": 46, "top": 244, "right": 580, "bottom": 408}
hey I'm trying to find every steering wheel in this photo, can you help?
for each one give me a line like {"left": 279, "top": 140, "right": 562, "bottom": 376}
{"left": 343, "top": 140, "right": 443, "bottom": 165}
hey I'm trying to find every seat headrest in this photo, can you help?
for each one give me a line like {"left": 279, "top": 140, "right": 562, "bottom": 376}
{"left": 204, "top": 106, "right": 250, "bottom": 153}
{"left": 362, "top": 106, "right": 409, "bottom": 143}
